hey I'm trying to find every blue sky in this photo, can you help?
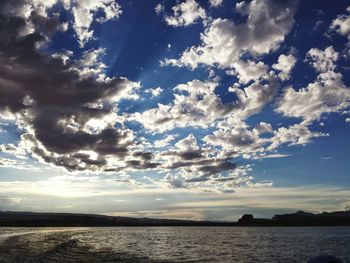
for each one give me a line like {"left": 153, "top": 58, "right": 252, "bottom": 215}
{"left": 0, "top": 0, "right": 349, "bottom": 220}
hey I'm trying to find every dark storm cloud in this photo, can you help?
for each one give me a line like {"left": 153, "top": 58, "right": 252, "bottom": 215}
{"left": 163, "top": 156, "right": 237, "bottom": 185}
{"left": 179, "top": 150, "right": 203, "bottom": 160}
{"left": 163, "top": 149, "right": 204, "bottom": 161}
{"left": 166, "top": 157, "right": 235, "bottom": 172}
{"left": 126, "top": 160, "right": 159, "bottom": 169}
{"left": 132, "top": 152, "right": 154, "bottom": 162}
{"left": 0, "top": 0, "right": 158, "bottom": 172}
{"left": 197, "top": 160, "right": 237, "bottom": 175}
{"left": 184, "top": 160, "right": 237, "bottom": 183}
{"left": 30, "top": 10, "right": 63, "bottom": 37}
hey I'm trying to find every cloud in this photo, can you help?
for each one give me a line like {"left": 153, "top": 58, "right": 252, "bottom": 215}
{"left": 132, "top": 74, "right": 286, "bottom": 161}
{"left": 132, "top": 73, "right": 278, "bottom": 157}
{"left": 73, "top": 48, "right": 108, "bottom": 79}
{"left": 154, "top": 3, "right": 164, "bottom": 16}
{"left": 330, "top": 6, "right": 350, "bottom": 56}
{"left": 163, "top": 0, "right": 299, "bottom": 69}
{"left": 235, "top": 1, "right": 249, "bottom": 16}
{"left": 112, "top": 209, "right": 206, "bottom": 221}
{"left": 259, "top": 153, "right": 291, "bottom": 159}
{"left": 306, "top": 46, "right": 339, "bottom": 73}
{"left": 227, "top": 60, "right": 269, "bottom": 84}
{"left": 155, "top": 164, "right": 266, "bottom": 193}
{"left": 204, "top": 120, "right": 269, "bottom": 156}
{"left": 132, "top": 80, "right": 235, "bottom": 132}
{"left": 161, "top": 134, "right": 232, "bottom": 175}
{"left": 0, "top": 2, "right": 247, "bottom": 188}
{"left": 1, "top": 0, "right": 348, "bottom": 198}
{"left": 170, "top": 186, "right": 350, "bottom": 215}
{"left": 272, "top": 54, "right": 297, "bottom": 80}
{"left": 268, "top": 123, "right": 327, "bottom": 150}
{"left": 203, "top": 116, "right": 327, "bottom": 160}
{"left": 0, "top": 182, "right": 348, "bottom": 220}
{"left": 141, "top": 133, "right": 263, "bottom": 193}
{"left": 145, "top": 87, "right": 163, "bottom": 97}
{"left": 153, "top": 134, "right": 177, "bottom": 148}
{"left": 277, "top": 48, "right": 350, "bottom": 123}
{"left": 0, "top": 0, "right": 156, "bottom": 172}
{"left": 164, "top": 0, "right": 206, "bottom": 27}
{"left": 0, "top": 158, "right": 16, "bottom": 167}
{"left": 209, "top": 0, "right": 223, "bottom": 8}
{"left": 1, "top": 0, "right": 122, "bottom": 47}
{"left": 227, "top": 76, "right": 280, "bottom": 120}
{"left": 64, "top": 0, "right": 122, "bottom": 47}
{"left": 161, "top": 134, "right": 206, "bottom": 164}
{"left": 330, "top": 6, "right": 350, "bottom": 39}
{"left": 0, "top": 0, "right": 65, "bottom": 42}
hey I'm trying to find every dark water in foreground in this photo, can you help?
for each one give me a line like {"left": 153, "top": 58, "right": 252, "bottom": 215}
{"left": 0, "top": 227, "right": 349, "bottom": 263}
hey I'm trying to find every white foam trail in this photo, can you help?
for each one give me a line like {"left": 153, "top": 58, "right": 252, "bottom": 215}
{"left": 0, "top": 228, "right": 88, "bottom": 244}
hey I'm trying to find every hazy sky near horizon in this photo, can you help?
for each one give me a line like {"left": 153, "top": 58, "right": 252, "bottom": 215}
{"left": 0, "top": 0, "right": 350, "bottom": 221}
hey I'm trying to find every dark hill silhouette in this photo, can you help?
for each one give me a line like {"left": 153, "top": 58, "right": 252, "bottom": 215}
{"left": 0, "top": 210, "right": 350, "bottom": 227}
{"left": 0, "top": 211, "right": 230, "bottom": 227}
{"left": 270, "top": 210, "right": 350, "bottom": 226}
{"left": 237, "top": 210, "right": 350, "bottom": 226}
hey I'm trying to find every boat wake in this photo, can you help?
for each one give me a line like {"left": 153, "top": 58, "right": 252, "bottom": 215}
{"left": 0, "top": 229, "right": 170, "bottom": 263}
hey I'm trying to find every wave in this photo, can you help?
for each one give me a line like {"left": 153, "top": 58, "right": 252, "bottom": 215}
{"left": 0, "top": 229, "right": 171, "bottom": 263}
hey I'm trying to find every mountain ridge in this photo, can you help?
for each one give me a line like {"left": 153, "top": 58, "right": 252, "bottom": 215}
{"left": 1, "top": 210, "right": 350, "bottom": 227}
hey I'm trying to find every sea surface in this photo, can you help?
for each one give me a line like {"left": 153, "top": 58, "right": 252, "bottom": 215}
{"left": 0, "top": 226, "right": 349, "bottom": 263}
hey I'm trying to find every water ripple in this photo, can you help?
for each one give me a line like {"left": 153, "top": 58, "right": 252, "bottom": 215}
{"left": 0, "top": 227, "right": 349, "bottom": 262}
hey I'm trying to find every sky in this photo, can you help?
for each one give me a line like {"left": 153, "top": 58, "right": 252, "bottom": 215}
{"left": 0, "top": 0, "right": 350, "bottom": 221}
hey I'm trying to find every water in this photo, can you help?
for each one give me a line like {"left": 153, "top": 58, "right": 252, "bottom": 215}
{"left": 0, "top": 227, "right": 349, "bottom": 262}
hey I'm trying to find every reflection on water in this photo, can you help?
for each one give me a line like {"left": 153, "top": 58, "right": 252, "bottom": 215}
{"left": 0, "top": 226, "right": 349, "bottom": 262}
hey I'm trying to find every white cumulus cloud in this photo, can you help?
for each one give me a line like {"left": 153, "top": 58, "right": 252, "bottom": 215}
{"left": 164, "top": 0, "right": 206, "bottom": 27}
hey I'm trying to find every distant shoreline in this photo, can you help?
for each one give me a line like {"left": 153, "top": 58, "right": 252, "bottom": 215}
{"left": 1, "top": 210, "right": 350, "bottom": 227}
